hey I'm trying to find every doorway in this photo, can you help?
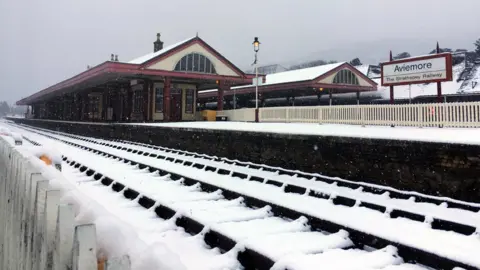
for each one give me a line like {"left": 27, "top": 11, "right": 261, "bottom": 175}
{"left": 170, "top": 89, "right": 182, "bottom": 121}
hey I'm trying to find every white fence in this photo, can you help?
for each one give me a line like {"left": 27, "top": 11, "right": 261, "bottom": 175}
{"left": 0, "top": 137, "right": 130, "bottom": 270}
{"left": 218, "top": 102, "right": 480, "bottom": 128}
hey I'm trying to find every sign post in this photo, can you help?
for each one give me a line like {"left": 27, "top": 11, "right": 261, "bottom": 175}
{"left": 381, "top": 48, "right": 453, "bottom": 128}
{"left": 436, "top": 42, "right": 443, "bottom": 103}
{"left": 389, "top": 51, "right": 394, "bottom": 104}
{"left": 381, "top": 53, "right": 453, "bottom": 88}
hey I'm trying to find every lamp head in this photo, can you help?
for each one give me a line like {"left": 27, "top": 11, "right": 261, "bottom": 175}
{"left": 253, "top": 37, "right": 260, "bottom": 52}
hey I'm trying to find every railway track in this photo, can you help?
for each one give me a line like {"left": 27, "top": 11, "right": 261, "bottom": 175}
{"left": 10, "top": 123, "right": 480, "bottom": 269}
{"left": 19, "top": 132, "right": 432, "bottom": 270}
{"left": 16, "top": 124, "right": 480, "bottom": 231}
{"left": 18, "top": 124, "right": 480, "bottom": 213}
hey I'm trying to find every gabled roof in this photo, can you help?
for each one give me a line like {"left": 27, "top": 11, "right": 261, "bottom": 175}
{"left": 263, "top": 62, "right": 345, "bottom": 85}
{"left": 127, "top": 36, "right": 246, "bottom": 77}
{"left": 16, "top": 35, "right": 253, "bottom": 105}
{"left": 128, "top": 36, "right": 196, "bottom": 64}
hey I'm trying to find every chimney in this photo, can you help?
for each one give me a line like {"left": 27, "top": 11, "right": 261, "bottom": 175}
{"left": 153, "top": 33, "right": 164, "bottom": 53}
{"left": 114, "top": 55, "right": 118, "bottom": 62}
{"left": 111, "top": 54, "right": 114, "bottom": 61}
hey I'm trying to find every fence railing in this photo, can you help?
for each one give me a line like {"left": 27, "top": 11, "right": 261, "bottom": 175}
{"left": 0, "top": 136, "right": 130, "bottom": 270}
{"left": 256, "top": 102, "right": 480, "bottom": 128}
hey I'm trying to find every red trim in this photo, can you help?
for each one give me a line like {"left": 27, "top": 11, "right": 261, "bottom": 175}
{"left": 380, "top": 53, "right": 453, "bottom": 87}
{"left": 198, "top": 78, "right": 376, "bottom": 99}
{"left": 16, "top": 60, "right": 252, "bottom": 105}
{"left": 140, "top": 37, "right": 246, "bottom": 78}
{"left": 16, "top": 62, "right": 140, "bottom": 105}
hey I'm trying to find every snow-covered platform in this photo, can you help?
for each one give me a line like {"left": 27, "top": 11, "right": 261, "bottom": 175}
{"left": 6, "top": 117, "right": 480, "bottom": 145}
{"left": 124, "top": 121, "right": 480, "bottom": 145}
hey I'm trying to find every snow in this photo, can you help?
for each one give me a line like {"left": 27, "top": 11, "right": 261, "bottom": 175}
{"left": 0, "top": 126, "right": 11, "bottom": 136}
{"left": 261, "top": 62, "right": 345, "bottom": 85}
{"left": 4, "top": 114, "right": 25, "bottom": 119}
{"left": 128, "top": 36, "right": 196, "bottom": 64}
{"left": 1, "top": 123, "right": 189, "bottom": 270}
{"left": 271, "top": 246, "right": 405, "bottom": 270}
{"left": 15, "top": 124, "right": 480, "bottom": 268}
{"left": 461, "top": 65, "right": 480, "bottom": 93}
{"left": 245, "top": 230, "right": 352, "bottom": 261}
{"left": 124, "top": 121, "right": 480, "bottom": 145}
{"left": 18, "top": 124, "right": 480, "bottom": 227}
{"left": 30, "top": 146, "right": 63, "bottom": 164}
{"left": 355, "top": 65, "right": 370, "bottom": 76}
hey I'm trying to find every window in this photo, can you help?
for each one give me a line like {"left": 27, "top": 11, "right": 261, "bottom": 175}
{"left": 88, "top": 95, "right": 101, "bottom": 119}
{"left": 333, "top": 69, "right": 360, "bottom": 85}
{"left": 185, "top": 89, "right": 195, "bottom": 114}
{"left": 155, "top": 87, "right": 163, "bottom": 113}
{"left": 174, "top": 53, "right": 217, "bottom": 74}
{"left": 133, "top": 90, "right": 143, "bottom": 113}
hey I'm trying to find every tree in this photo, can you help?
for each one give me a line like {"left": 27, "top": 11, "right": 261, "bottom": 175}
{"left": 429, "top": 48, "right": 452, "bottom": 54}
{"left": 393, "top": 52, "right": 411, "bottom": 60}
{"left": 474, "top": 38, "right": 480, "bottom": 55}
{"left": 349, "top": 58, "right": 362, "bottom": 66}
{"left": 0, "top": 101, "right": 10, "bottom": 116}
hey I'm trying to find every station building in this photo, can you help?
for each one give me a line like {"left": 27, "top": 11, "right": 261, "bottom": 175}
{"left": 17, "top": 34, "right": 378, "bottom": 122}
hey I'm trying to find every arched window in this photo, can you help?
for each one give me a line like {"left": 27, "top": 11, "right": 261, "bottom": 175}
{"left": 174, "top": 53, "right": 217, "bottom": 74}
{"left": 332, "top": 69, "right": 360, "bottom": 85}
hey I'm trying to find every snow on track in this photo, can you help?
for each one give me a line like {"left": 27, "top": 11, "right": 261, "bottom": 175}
{"left": 8, "top": 123, "right": 480, "bottom": 269}
{"left": 18, "top": 125, "right": 480, "bottom": 227}
{"left": 89, "top": 136, "right": 480, "bottom": 226}
{"left": 7, "top": 125, "right": 442, "bottom": 270}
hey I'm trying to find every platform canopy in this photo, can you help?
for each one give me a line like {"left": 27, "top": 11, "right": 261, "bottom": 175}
{"left": 17, "top": 36, "right": 256, "bottom": 106}
{"left": 198, "top": 62, "right": 378, "bottom": 102}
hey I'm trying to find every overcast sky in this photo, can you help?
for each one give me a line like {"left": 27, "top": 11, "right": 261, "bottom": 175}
{"left": 1, "top": 0, "right": 479, "bottom": 105}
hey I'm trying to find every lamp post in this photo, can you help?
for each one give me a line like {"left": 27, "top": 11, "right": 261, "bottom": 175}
{"left": 253, "top": 37, "right": 260, "bottom": 122}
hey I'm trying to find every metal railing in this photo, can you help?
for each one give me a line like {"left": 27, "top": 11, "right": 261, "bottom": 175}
{"left": 0, "top": 136, "right": 130, "bottom": 270}
{"left": 219, "top": 102, "right": 480, "bottom": 128}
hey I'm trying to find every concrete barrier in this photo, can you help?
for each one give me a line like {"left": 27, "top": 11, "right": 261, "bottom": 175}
{"left": 0, "top": 136, "right": 130, "bottom": 270}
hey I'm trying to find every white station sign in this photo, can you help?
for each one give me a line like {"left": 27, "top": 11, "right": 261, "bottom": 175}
{"left": 381, "top": 53, "right": 453, "bottom": 86}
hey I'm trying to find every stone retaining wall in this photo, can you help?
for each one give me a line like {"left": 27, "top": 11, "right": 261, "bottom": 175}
{"left": 10, "top": 118, "right": 480, "bottom": 203}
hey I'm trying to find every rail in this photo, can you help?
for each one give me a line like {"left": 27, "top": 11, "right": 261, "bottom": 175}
{"left": 0, "top": 136, "right": 130, "bottom": 270}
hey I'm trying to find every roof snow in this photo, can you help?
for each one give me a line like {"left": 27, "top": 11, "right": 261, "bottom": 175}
{"left": 264, "top": 62, "right": 344, "bottom": 85}
{"left": 128, "top": 36, "right": 196, "bottom": 64}
{"left": 198, "top": 62, "right": 355, "bottom": 93}
{"left": 354, "top": 65, "right": 369, "bottom": 76}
